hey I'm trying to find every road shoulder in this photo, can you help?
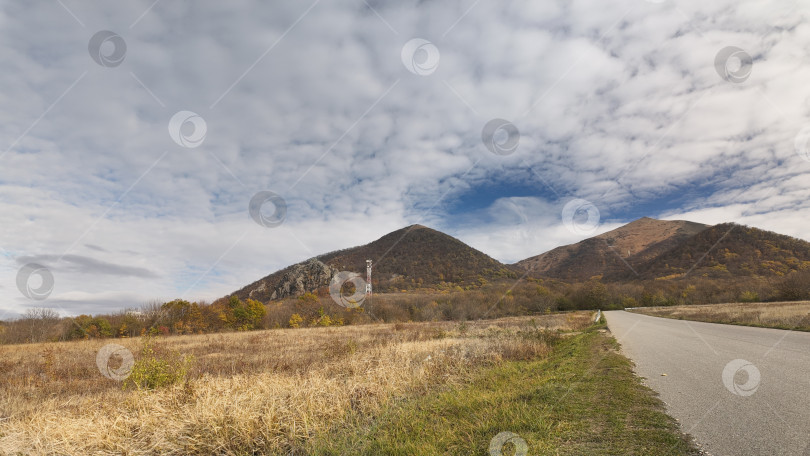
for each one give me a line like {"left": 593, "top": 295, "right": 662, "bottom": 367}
{"left": 308, "top": 324, "right": 701, "bottom": 455}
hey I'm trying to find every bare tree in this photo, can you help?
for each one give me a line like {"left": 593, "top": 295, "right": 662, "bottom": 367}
{"left": 0, "top": 308, "right": 65, "bottom": 344}
{"left": 23, "top": 308, "right": 60, "bottom": 321}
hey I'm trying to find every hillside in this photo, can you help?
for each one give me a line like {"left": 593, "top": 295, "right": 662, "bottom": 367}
{"left": 516, "top": 218, "right": 810, "bottom": 282}
{"left": 630, "top": 223, "right": 810, "bottom": 280}
{"left": 232, "top": 224, "right": 517, "bottom": 302}
{"left": 516, "top": 217, "right": 710, "bottom": 281}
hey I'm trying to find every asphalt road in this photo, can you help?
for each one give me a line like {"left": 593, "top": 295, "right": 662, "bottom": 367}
{"left": 604, "top": 310, "right": 810, "bottom": 456}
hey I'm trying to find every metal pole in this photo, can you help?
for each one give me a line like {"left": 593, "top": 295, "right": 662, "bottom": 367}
{"left": 366, "top": 260, "right": 372, "bottom": 298}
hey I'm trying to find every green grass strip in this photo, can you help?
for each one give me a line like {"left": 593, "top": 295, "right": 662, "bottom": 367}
{"left": 307, "top": 326, "right": 699, "bottom": 455}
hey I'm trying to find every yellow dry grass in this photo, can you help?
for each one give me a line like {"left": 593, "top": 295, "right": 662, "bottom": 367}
{"left": 630, "top": 301, "right": 810, "bottom": 330}
{"left": 0, "top": 313, "right": 593, "bottom": 455}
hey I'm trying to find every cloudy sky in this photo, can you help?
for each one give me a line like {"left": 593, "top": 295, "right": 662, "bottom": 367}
{"left": 2, "top": 0, "right": 809, "bottom": 317}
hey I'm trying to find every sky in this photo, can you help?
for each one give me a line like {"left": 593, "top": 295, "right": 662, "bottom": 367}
{"left": 2, "top": 0, "right": 810, "bottom": 318}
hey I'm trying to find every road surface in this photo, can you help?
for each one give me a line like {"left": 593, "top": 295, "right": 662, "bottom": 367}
{"left": 604, "top": 310, "right": 810, "bottom": 456}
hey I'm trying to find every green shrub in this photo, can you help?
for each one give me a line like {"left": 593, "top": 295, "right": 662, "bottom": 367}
{"left": 739, "top": 291, "right": 759, "bottom": 303}
{"left": 124, "top": 337, "right": 193, "bottom": 390}
{"left": 555, "top": 296, "right": 574, "bottom": 311}
{"left": 228, "top": 296, "right": 267, "bottom": 330}
{"left": 66, "top": 315, "right": 113, "bottom": 339}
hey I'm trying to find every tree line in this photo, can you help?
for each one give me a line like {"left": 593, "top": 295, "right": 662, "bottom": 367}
{"left": 2, "top": 268, "right": 809, "bottom": 345}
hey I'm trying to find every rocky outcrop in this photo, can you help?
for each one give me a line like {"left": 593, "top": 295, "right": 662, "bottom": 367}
{"left": 247, "top": 281, "right": 267, "bottom": 299}
{"left": 267, "top": 259, "right": 336, "bottom": 300}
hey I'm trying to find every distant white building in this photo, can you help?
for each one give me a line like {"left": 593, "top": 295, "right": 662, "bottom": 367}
{"left": 125, "top": 310, "right": 145, "bottom": 319}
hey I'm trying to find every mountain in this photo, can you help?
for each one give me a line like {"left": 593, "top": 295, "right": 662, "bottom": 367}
{"left": 232, "top": 224, "right": 517, "bottom": 302}
{"left": 630, "top": 223, "right": 810, "bottom": 280}
{"left": 516, "top": 217, "right": 710, "bottom": 281}
{"left": 516, "top": 217, "right": 810, "bottom": 282}
{"left": 233, "top": 218, "right": 810, "bottom": 303}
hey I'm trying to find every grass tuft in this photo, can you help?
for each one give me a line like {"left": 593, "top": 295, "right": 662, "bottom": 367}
{"left": 124, "top": 337, "right": 194, "bottom": 390}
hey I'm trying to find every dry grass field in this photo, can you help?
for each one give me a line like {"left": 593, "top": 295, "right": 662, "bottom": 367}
{"left": 629, "top": 301, "right": 810, "bottom": 331}
{"left": 0, "top": 313, "right": 592, "bottom": 455}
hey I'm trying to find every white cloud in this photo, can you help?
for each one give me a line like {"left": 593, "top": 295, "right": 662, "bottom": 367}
{"left": 2, "top": 0, "right": 810, "bottom": 316}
